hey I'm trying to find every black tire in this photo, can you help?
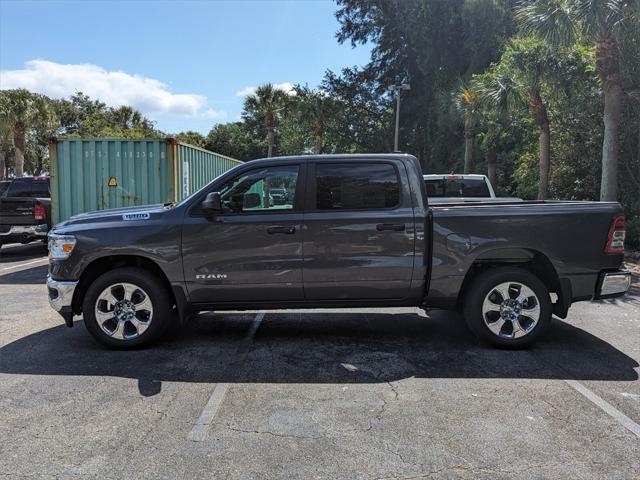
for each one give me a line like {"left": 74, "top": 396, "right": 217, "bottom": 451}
{"left": 463, "top": 267, "right": 552, "bottom": 349}
{"left": 82, "top": 267, "right": 173, "bottom": 349}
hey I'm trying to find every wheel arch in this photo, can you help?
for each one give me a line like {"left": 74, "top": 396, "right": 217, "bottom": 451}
{"left": 72, "top": 255, "right": 179, "bottom": 317}
{"left": 457, "top": 247, "right": 570, "bottom": 318}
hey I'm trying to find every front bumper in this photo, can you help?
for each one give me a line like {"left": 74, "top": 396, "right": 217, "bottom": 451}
{"left": 0, "top": 224, "right": 48, "bottom": 241}
{"left": 595, "top": 270, "right": 631, "bottom": 299}
{"left": 47, "top": 275, "right": 78, "bottom": 327}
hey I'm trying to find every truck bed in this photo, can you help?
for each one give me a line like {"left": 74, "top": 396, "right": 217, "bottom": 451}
{"left": 426, "top": 200, "right": 623, "bottom": 309}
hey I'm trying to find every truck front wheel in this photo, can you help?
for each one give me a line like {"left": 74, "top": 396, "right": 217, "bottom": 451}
{"left": 82, "top": 267, "right": 172, "bottom": 349}
{"left": 463, "top": 267, "right": 552, "bottom": 348}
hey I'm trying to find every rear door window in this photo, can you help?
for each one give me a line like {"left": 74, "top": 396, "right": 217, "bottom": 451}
{"left": 315, "top": 163, "right": 400, "bottom": 210}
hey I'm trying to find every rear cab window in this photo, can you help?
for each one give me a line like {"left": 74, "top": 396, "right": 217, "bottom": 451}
{"left": 6, "top": 180, "right": 31, "bottom": 197}
{"left": 315, "top": 163, "right": 400, "bottom": 210}
{"left": 425, "top": 178, "right": 490, "bottom": 198}
{"left": 4, "top": 178, "right": 50, "bottom": 198}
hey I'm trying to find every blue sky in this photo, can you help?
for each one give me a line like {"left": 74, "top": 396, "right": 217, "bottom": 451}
{"left": 0, "top": 0, "right": 371, "bottom": 134}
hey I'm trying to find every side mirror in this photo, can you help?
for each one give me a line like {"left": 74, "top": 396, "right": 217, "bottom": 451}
{"left": 243, "top": 192, "right": 261, "bottom": 209}
{"left": 202, "top": 191, "right": 222, "bottom": 212}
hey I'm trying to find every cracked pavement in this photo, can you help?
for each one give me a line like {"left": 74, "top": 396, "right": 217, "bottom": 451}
{"left": 1, "top": 243, "right": 639, "bottom": 479}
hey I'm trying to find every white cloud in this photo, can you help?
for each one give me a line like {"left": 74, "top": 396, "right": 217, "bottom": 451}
{"left": 0, "top": 60, "right": 226, "bottom": 119}
{"left": 236, "top": 82, "right": 296, "bottom": 97}
{"left": 201, "top": 108, "right": 227, "bottom": 120}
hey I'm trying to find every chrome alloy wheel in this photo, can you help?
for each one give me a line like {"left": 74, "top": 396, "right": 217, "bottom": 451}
{"left": 481, "top": 281, "right": 541, "bottom": 339}
{"left": 94, "top": 283, "right": 153, "bottom": 340}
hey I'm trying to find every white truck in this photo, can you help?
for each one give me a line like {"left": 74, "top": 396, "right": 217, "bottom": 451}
{"left": 423, "top": 174, "right": 522, "bottom": 204}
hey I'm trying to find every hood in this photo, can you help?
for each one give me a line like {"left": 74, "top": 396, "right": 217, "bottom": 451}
{"left": 54, "top": 203, "right": 170, "bottom": 229}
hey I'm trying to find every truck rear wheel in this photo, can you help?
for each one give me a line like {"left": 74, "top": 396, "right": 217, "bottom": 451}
{"left": 463, "top": 267, "right": 552, "bottom": 348}
{"left": 82, "top": 267, "right": 172, "bottom": 349}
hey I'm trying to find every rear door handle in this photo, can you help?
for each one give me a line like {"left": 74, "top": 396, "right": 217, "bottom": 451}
{"left": 376, "top": 223, "right": 405, "bottom": 232}
{"left": 267, "top": 225, "right": 296, "bottom": 235}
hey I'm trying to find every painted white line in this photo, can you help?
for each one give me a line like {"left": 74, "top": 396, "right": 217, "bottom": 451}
{"left": 187, "top": 312, "right": 266, "bottom": 442}
{"left": 245, "top": 312, "right": 265, "bottom": 340}
{"left": 187, "top": 382, "right": 231, "bottom": 442}
{"left": 565, "top": 379, "right": 640, "bottom": 439}
{"left": 0, "top": 258, "right": 48, "bottom": 272}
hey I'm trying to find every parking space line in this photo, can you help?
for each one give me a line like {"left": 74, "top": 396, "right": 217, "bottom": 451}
{"left": 565, "top": 379, "right": 640, "bottom": 439}
{"left": 187, "top": 312, "right": 265, "bottom": 442}
{"left": 0, "top": 258, "right": 48, "bottom": 273}
{"left": 187, "top": 382, "right": 231, "bottom": 442}
{"left": 245, "top": 312, "right": 265, "bottom": 340}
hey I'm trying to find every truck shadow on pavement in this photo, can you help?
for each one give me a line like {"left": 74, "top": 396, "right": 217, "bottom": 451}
{"left": 0, "top": 265, "right": 48, "bottom": 285}
{"left": 0, "top": 242, "right": 47, "bottom": 262}
{"left": 1, "top": 310, "right": 637, "bottom": 396}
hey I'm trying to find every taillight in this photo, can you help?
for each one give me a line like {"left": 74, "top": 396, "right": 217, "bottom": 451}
{"left": 605, "top": 214, "right": 625, "bottom": 254}
{"left": 34, "top": 204, "right": 46, "bottom": 221}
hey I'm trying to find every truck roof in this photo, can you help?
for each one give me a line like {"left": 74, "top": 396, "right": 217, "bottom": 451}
{"left": 424, "top": 174, "right": 488, "bottom": 179}
{"left": 245, "top": 153, "right": 417, "bottom": 163}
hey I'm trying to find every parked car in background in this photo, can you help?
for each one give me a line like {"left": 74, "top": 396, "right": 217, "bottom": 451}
{"left": 0, "top": 176, "right": 52, "bottom": 248}
{"left": 46, "top": 154, "right": 629, "bottom": 350}
{"left": 424, "top": 174, "right": 522, "bottom": 204}
{"left": 269, "top": 188, "right": 289, "bottom": 205}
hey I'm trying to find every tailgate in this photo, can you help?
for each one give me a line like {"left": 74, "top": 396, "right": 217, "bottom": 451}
{"left": 0, "top": 197, "right": 39, "bottom": 229}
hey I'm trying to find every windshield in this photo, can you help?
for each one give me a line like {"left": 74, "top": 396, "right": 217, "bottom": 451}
{"left": 425, "top": 178, "right": 490, "bottom": 198}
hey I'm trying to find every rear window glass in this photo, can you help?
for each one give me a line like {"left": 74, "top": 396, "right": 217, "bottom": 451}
{"left": 5, "top": 178, "right": 50, "bottom": 198}
{"left": 0, "top": 182, "right": 10, "bottom": 197}
{"left": 316, "top": 163, "right": 400, "bottom": 210}
{"left": 425, "top": 178, "right": 490, "bottom": 198}
{"left": 6, "top": 180, "right": 31, "bottom": 197}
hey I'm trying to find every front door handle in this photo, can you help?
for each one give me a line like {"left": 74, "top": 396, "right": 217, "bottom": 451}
{"left": 376, "top": 223, "right": 406, "bottom": 232}
{"left": 267, "top": 225, "right": 296, "bottom": 235}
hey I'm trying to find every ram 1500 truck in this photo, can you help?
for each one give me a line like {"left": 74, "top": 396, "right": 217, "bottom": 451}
{"left": 0, "top": 176, "right": 51, "bottom": 248}
{"left": 46, "top": 154, "right": 631, "bottom": 349}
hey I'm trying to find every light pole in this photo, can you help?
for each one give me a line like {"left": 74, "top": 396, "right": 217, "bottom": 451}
{"left": 388, "top": 83, "right": 410, "bottom": 152}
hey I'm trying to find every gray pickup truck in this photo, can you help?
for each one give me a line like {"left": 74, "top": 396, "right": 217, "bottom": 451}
{"left": 46, "top": 154, "right": 630, "bottom": 349}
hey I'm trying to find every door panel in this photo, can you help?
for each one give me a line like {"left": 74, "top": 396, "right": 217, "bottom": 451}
{"left": 182, "top": 164, "right": 304, "bottom": 304}
{"left": 302, "top": 161, "right": 416, "bottom": 300}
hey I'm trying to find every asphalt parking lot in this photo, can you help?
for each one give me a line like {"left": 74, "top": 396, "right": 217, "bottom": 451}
{"left": 1, "top": 242, "right": 639, "bottom": 479}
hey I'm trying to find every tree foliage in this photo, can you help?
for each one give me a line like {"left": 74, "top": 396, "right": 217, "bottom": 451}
{"left": 0, "top": 90, "right": 162, "bottom": 177}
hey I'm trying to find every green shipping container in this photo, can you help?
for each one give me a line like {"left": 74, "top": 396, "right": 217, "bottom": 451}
{"left": 49, "top": 138, "right": 242, "bottom": 224}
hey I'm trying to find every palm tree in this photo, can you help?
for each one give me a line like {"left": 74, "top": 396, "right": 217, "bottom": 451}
{"left": 295, "top": 86, "right": 337, "bottom": 154}
{"left": 108, "top": 105, "right": 153, "bottom": 132}
{"left": 452, "top": 82, "right": 483, "bottom": 174}
{"left": 0, "top": 89, "right": 46, "bottom": 177}
{"left": 0, "top": 122, "right": 12, "bottom": 180}
{"left": 243, "top": 84, "right": 287, "bottom": 157}
{"left": 517, "top": 0, "right": 639, "bottom": 200}
{"left": 477, "top": 38, "right": 560, "bottom": 199}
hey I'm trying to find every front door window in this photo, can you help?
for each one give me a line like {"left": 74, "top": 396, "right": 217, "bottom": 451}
{"left": 218, "top": 165, "right": 299, "bottom": 214}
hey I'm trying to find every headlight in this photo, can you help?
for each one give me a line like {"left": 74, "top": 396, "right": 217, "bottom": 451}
{"left": 48, "top": 234, "right": 77, "bottom": 260}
